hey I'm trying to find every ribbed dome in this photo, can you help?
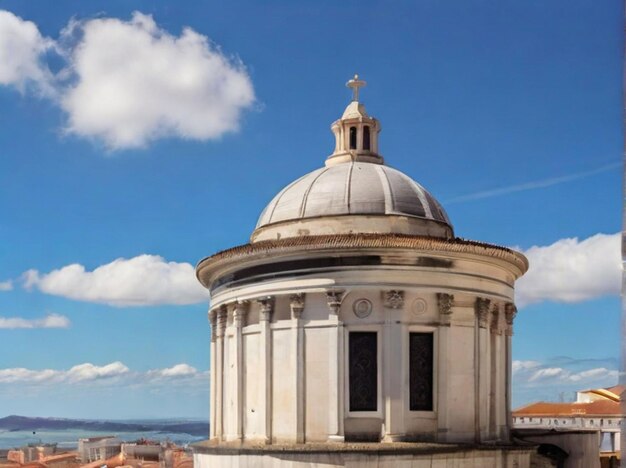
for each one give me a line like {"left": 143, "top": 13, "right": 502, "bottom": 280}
{"left": 252, "top": 161, "right": 453, "bottom": 242}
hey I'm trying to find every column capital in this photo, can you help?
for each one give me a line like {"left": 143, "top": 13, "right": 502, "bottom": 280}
{"left": 233, "top": 300, "right": 249, "bottom": 328}
{"left": 326, "top": 290, "right": 344, "bottom": 315}
{"left": 257, "top": 296, "right": 275, "bottom": 322}
{"left": 475, "top": 297, "right": 490, "bottom": 328}
{"left": 209, "top": 309, "right": 218, "bottom": 341}
{"left": 290, "top": 293, "right": 306, "bottom": 319}
{"left": 437, "top": 292, "right": 454, "bottom": 326}
{"left": 504, "top": 302, "right": 517, "bottom": 336}
{"left": 490, "top": 303, "right": 503, "bottom": 335}
{"left": 383, "top": 290, "right": 405, "bottom": 309}
{"left": 216, "top": 305, "right": 228, "bottom": 337}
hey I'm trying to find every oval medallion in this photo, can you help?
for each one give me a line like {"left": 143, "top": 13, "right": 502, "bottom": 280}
{"left": 353, "top": 299, "right": 373, "bottom": 318}
{"left": 412, "top": 298, "right": 427, "bottom": 316}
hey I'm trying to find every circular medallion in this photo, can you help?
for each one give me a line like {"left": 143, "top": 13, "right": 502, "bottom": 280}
{"left": 412, "top": 298, "right": 427, "bottom": 316}
{"left": 353, "top": 299, "right": 373, "bottom": 318}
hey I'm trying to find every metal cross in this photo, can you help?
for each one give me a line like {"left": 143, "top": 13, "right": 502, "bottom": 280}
{"left": 346, "top": 74, "right": 366, "bottom": 101}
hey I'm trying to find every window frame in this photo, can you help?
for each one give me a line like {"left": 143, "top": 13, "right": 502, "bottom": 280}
{"left": 344, "top": 326, "right": 383, "bottom": 418}
{"left": 406, "top": 325, "right": 437, "bottom": 419}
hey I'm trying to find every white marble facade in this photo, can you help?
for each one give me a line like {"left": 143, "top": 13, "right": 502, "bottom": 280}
{"left": 194, "top": 77, "right": 530, "bottom": 465}
{"left": 199, "top": 237, "right": 525, "bottom": 445}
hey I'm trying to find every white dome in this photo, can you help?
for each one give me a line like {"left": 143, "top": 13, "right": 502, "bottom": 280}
{"left": 252, "top": 161, "right": 453, "bottom": 241}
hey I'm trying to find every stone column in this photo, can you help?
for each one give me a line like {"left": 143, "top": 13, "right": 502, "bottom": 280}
{"left": 215, "top": 305, "right": 228, "bottom": 441}
{"left": 474, "top": 297, "right": 490, "bottom": 443}
{"left": 382, "top": 290, "right": 405, "bottom": 442}
{"left": 504, "top": 302, "right": 517, "bottom": 442}
{"left": 258, "top": 296, "right": 274, "bottom": 444}
{"left": 209, "top": 309, "right": 217, "bottom": 440}
{"left": 488, "top": 303, "right": 500, "bottom": 440}
{"left": 326, "top": 290, "right": 345, "bottom": 442}
{"left": 233, "top": 300, "right": 248, "bottom": 442}
{"left": 436, "top": 293, "right": 454, "bottom": 442}
{"left": 290, "top": 293, "right": 306, "bottom": 443}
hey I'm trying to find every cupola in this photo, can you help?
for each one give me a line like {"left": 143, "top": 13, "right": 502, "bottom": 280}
{"left": 326, "top": 75, "right": 383, "bottom": 166}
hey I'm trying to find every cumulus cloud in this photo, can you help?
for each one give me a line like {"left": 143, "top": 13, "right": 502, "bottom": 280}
{"left": 0, "top": 313, "right": 70, "bottom": 329}
{"left": 515, "top": 232, "right": 621, "bottom": 307}
{"left": 512, "top": 356, "right": 620, "bottom": 406}
{"left": 66, "top": 362, "right": 130, "bottom": 382}
{"left": 0, "top": 361, "right": 205, "bottom": 388}
{"left": 513, "top": 359, "right": 618, "bottom": 387}
{"left": 0, "top": 10, "right": 255, "bottom": 149}
{"left": 0, "top": 10, "right": 55, "bottom": 95}
{"left": 0, "top": 280, "right": 12, "bottom": 291}
{"left": 0, "top": 361, "right": 127, "bottom": 384}
{"left": 23, "top": 254, "right": 208, "bottom": 306}
{"left": 153, "top": 363, "right": 198, "bottom": 378}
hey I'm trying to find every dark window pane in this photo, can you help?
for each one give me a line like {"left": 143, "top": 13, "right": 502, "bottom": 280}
{"left": 363, "top": 126, "right": 370, "bottom": 150}
{"left": 349, "top": 126, "right": 357, "bottom": 149}
{"left": 409, "top": 332, "right": 433, "bottom": 411}
{"left": 349, "top": 332, "right": 377, "bottom": 411}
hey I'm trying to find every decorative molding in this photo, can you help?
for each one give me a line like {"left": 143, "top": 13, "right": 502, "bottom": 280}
{"left": 326, "top": 290, "right": 344, "bottom": 315}
{"left": 505, "top": 302, "right": 517, "bottom": 336}
{"left": 383, "top": 290, "right": 404, "bottom": 309}
{"left": 437, "top": 293, "right": 454, "bottom": 325}
{"left": 352, "top": 298, "right": 373, "bottom": 319}
{"left": 233, "top": 300, "right": 249, "bottom": 327}
{"left": 290, "top": 293, "right": 306, "bottom": 319}
{"left": 257, "top": 296, "right": 275, "bottom": 322}
{"left": 475, "top": 297, "right": 490, "bottom": 328}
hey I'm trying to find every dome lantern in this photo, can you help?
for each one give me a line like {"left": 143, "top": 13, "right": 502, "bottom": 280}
{"left": 326, "top": 74, "right": 384, "bottom": 167}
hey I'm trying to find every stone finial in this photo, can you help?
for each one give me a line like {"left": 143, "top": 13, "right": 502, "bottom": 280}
{"left": 346, "top": 74, "right": 366, "bottom": 101}
{"left": 505, "top": 302, "right": 517, "bottom": 335}
{"left": 475, "top": 297, "right": 490, "bottom": 328}
{"left": 216, "top": 305, "right": 228, "bottom": 337}
{"left": 437, "top": 293, "right": 454, "bottom": 326}
{"left": 383, "top": 290, "right": 405, "bottom": 309}
{"left": 257, "top": 296, "right": 275, "bottom": 322}
{"left": 289, "top": 293, "right": 306, "bottom": 319}
{"left": 233, "top": 300, "right": 249, "bottom": 328}
{"left": 326, "top": 290, "right": 344, "bottom": 315}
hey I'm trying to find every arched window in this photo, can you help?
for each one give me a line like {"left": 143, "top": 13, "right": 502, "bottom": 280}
{"left": 363, "top": 126, "right": 371, "bottom": 150}
{"left": 349, "top": 127, "right": 357, "bottom": 149}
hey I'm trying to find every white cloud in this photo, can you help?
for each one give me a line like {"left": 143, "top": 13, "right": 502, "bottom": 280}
{"left": 0, "top": 10, "right": 55, "bottom": 95}
{"left": 0, "top": 10, "right": 255, "bottom": 149}
{"left": 512, "top": 360, "right": 541, "bottom": 374}
{"left": 0, "top": 362, "right": 205, "bottom": 388}
{"left": 512, "top": 357, "right": 620, "bottom": 407}
{"left": 23, "top": 254, "right": 208, "bottom": 307}
{"left": 515, "top": 232, "right": 621, "bottom": 307}
{"left": 0, "top": 313, "right": 70, "bottom": 329}
{"left": 154, "top": 363, "right": 198, "bottom": 378}
{"left": 65, "top": 362, "right": 129, "bottom": 382}
{"left": 0, "top": 280, "right": 13, "bottom": 291}
{"left": 513, "top": 359, "right": 619, "bottom": 387}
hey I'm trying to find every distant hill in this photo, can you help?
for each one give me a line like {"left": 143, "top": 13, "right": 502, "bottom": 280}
{"left": 0, "top": 415, "right": 209, "bottom": 437}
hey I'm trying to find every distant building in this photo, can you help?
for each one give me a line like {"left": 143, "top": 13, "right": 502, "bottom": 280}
{"left": 513, "top": 385, "right": 624, "bottom": 467}
{"left": 77, "top": 436, "right": 121, "bottom": 463}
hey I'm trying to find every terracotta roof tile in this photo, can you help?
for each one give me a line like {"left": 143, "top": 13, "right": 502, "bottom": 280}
{"left": 197, "top": 233, "right": 528, "bottom": 274}
{"left": 513, "top": 400, "right": 621, "bottom": 417}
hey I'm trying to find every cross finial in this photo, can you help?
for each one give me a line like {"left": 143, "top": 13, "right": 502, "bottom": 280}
{"left": 346, "top": 74, "right": 366, "bottom": 101}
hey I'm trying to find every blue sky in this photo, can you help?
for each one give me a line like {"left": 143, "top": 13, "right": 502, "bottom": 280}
{"left": 0, "top": 0, "right": 621, "bottom": 419}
